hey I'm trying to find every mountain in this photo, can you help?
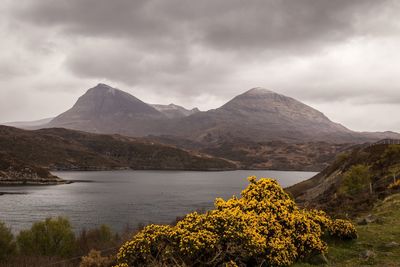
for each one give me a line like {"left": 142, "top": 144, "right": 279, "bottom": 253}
{"left": 44, "top": 84, "right": 400, "bottom": 144}
{"left": 151, "top": 104, "right": 200, "bottom": 119}
{"left": 0, "top": 126, "right": 236, "bottom": 172}
{"left": 165, "top": 88, "right": 370, "bottom": 143}
{"left": 48, "top": 83, "right": 166, "bottom": 136}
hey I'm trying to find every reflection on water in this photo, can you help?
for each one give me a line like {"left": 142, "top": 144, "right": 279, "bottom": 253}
{"left": 0, "top": 170, "right": 316, "bottom": 233}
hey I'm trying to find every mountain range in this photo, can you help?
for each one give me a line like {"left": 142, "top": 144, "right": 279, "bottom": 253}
{"left": 18, "top": 83, "right": 398, "bottom": 144}
{"left": 2, "top": 83, "right": 399, "bottom": 172}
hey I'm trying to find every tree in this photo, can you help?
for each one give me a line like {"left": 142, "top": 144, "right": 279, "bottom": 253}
{"left": 0, "top": 221, "right": 16, "bottom": 261}
{"left": 76, "top": 224, "right": 114, "bottom": 255}
{"left": 17, "top": 217, "right": 76, "bottom": 257}
{"left": 341, "top": 164, "right": 371, "bottom": 195}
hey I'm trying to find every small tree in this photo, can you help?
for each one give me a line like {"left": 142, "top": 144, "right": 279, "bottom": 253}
{"left": 341, "top": 164, "right": 371, "bottom": 195}
{"left": 0, "top": 222, "right": 16, "bottom": 261}
{"left": 17, "top": 217, "right": 76, "bottom": 257}
{"left": 76, "top": 224, "right": 114, "bottom": 255}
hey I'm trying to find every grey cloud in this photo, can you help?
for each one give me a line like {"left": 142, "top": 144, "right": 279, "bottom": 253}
{"left": 2, "top": 0, "right": 400, "bottom": 132}
{"left": 14, "top": 0, "right": 390, "bottom": 51}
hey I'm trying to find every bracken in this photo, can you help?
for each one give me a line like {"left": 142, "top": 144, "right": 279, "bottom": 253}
{"left": 115, "top": 176, "right": 357, "bottom": 266}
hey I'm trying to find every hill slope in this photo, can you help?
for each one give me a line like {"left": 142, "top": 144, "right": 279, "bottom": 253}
{"left": 287, "top": 142, "right": 400, "bottom": 216}
{"left": 0, "top": 126, "right": 236, "bottom": 172}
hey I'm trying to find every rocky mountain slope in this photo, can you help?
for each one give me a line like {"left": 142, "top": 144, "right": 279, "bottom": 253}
{"left": 0, "top": 126, "right": 236, "bottom": 172}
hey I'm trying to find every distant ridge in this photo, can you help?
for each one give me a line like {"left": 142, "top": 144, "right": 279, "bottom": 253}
{"left": 0, "top": 125, "right": 236, "bottom": 172}
{"left": 151, "top": 103, "right": 200, "bottom": 119}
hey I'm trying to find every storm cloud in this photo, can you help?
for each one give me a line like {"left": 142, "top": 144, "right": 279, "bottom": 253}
{"left": 1, "top": 0, "right": 400, "bottom": 132}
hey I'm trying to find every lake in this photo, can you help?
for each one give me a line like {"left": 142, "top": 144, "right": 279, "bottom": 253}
{"left": 0, "top": 170, "right": 316, "bottom": 233}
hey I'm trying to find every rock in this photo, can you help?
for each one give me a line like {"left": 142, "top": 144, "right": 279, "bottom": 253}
{"left": 384, "top": 241, "right": 399, "bottom": 248}
{"left": 357, "top": 218, "right": 368, "bottom": 225}
{"left": 308, "top": 253, "right": 329, "bottom": 265}
{"left": 357, "top": 214, "right": 379, "bottom": 225}
{"left": 360, "top": 250, "right": 376, "bottom": 259}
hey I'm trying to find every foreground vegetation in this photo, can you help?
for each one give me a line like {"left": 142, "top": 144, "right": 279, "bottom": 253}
{"left": 116, "top": 177, "right": 357, "bottom": 266}
{"left": 0, "top": 217, "right": 132, "bottom": 266}
{"left": 1, "top": 176, "right": 399, "bottom": 266}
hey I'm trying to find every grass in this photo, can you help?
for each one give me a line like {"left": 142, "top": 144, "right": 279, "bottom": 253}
{"left": 294, "top": 193, "right": 400, "bottom": 266}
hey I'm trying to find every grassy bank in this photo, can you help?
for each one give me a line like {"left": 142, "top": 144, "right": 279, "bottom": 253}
{"left": 294, "top": 193, "right": 400, "bottom": 266}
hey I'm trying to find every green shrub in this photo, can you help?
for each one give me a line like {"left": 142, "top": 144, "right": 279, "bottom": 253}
{"left": 76, "top": 224, "right": 115, "bottom": 255}
{"left": 341, "top": 164, "right": 371, "bottom": 195}
{"left": 0, "top": 221, "right": 16, "bottom": 261}
{"left": 17, "top": 217, "right": 75, "bottom": 257}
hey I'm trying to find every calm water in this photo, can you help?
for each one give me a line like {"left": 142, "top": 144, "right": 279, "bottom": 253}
{"left": 0, "top": 170, "right": 316, "bottom": 233}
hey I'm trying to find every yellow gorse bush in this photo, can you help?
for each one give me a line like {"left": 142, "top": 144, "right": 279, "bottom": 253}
{"left": 115, "top": 177, "right": 357, "bottom": 266}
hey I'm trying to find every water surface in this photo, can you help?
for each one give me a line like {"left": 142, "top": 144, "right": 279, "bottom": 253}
{"left": 0, "top": 170, "right": 316, "bottom": 233}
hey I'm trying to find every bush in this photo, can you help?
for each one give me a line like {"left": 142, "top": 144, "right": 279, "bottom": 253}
{"left": 115, "top": 177, "right": 357, "bottom": 266}
{"left": 17, "top": 217, "right": 75, "bottom": 257}
{"left": 0, "top": 221, "right": 16, "bottom": 261}
{"left": 304, "top": 210, "right": 357, "bottom": 240}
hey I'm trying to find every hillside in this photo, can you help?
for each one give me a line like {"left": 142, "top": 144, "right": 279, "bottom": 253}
{"left": 151, "top": 135, "right": 351, "bottom": 171}
{"left": 287, "top": 142, "right": 400, "bottom": 216}
{"left": 0, "top": 126, "right": 236, "bottom": 172}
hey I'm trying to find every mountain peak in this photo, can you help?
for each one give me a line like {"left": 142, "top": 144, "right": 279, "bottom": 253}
{"left": 89, "top": 83, "right": 119, "bottom": 95}
{"left": 48, "top": 84, "right": 164, "bottom": 134}
{"left": 243, "top": 87, "right": 275, "bottom": 96}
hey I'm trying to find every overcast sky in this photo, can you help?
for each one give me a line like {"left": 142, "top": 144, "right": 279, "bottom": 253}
{"left": 1, "top": 0, "right": 400, "bottom": 132}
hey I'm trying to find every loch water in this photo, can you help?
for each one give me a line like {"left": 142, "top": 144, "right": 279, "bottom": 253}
{"left": 0, "top": 170, "right": 316, "bottom": 233}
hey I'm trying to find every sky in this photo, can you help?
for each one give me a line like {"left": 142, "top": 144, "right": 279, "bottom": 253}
{"left": 1, "top": 0, "right": 400, "bottom": 132}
